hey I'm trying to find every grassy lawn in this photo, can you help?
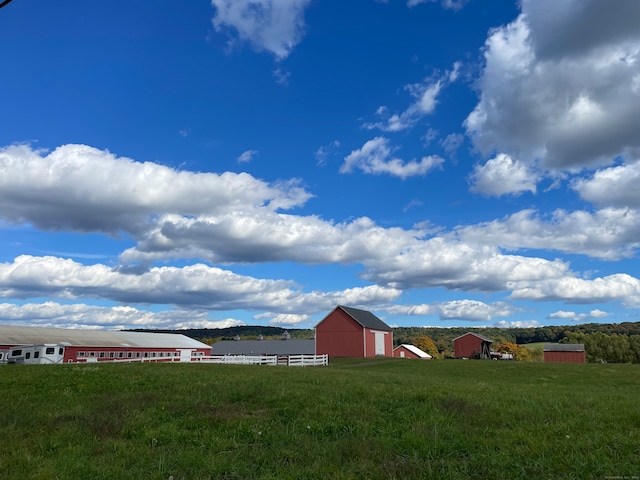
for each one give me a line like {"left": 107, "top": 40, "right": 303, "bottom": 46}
{"left": 1, "top": 359, "right": 639, "bottom": 479}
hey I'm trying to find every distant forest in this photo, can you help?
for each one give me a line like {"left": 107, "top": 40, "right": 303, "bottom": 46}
{"left": 132, "top": 321, "right": 640, "bottom": 363}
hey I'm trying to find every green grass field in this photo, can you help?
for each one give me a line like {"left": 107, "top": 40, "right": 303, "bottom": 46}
{"left": 1, "top": 359, "right": 639, "bottom": 479}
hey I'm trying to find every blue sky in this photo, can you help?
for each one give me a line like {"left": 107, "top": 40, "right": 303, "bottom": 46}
{"left": 1, "top": 0, "right": 640, "bottom": 331}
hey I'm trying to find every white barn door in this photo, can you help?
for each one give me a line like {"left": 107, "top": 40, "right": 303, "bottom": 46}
{"left": 374, "top": 331, "right": 386, "bottom": 356}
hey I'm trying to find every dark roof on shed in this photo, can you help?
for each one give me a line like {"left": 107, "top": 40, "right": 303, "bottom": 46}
{"left": 210, "top": 339, "right": 315, "bottom": 356}
{"left": 543, "top": 343, "right": 585, "bottom": 352}
{"left": 334, "top": 305, "right": 392, "bottom": 331}
{"left": 452, "top": 332, "right": 493, "bottom": 343}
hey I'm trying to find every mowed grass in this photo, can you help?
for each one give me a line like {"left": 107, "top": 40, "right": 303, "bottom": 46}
{"left": 1, "top": 359, "right": 639, "bottom": 479}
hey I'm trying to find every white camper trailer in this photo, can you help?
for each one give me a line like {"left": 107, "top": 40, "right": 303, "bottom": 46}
{"left": 6, "top": 344, "right": 66, "bottom": 365}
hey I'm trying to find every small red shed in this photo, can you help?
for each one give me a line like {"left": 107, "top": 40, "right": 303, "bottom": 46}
{"left": 315, "top": 306, "right": 393, "bottom": 358}
{"left": 393, "top": 344, "right": 432, "bottom": 359}
{"left": 543, "top": 343, "right": 586, "bottom": 363}
{"left": 453, "top": 332, "right": 493, "bottom": 359}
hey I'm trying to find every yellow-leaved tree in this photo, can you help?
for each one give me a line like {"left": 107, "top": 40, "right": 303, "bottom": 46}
{"left": 412, "top": 336, "right": 440, "bottom": 358}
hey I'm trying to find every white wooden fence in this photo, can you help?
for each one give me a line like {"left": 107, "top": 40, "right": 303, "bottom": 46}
{"left": 74, "top": 354, "right": 329, "bottom": 366}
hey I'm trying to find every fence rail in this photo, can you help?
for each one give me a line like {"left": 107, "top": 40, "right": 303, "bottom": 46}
{"left": 73, "top": 353, "right": 329, "bottom": 367}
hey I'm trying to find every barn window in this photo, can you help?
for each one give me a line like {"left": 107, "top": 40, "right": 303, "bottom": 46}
{"left": 25, "top": 352, "right": 31, "bottom": 359}
{"left": 34, "top": 351, "right": 40, "bottom": 359}
{"left": 109, "top": 352, "right": 115, "bottom": 358}
{"left": 59, "top": 348, "right": 64, "bottom": 355}
{"left": 144, "top": 352, "right": 149, "bottom": 358}
{"left": 99, "top": 352, "right": 105, "bottom": 358}
{"left": 89, "top": 352, "right": 96, "bottom": 357}
{"left": 118, "top": 352, "right": 124, "bottom": 358}
{"left": 127, "top": 352, "right": 132, "bottom": 358}
{"left": 151, "top": 352, "right": 156, "bottom": 358}
{"left": 45, "top": 347, "right": 55, "bottom": 355}
{"left": 12, "top": 349, "right": 22, "bottom": 356}
{"left": 136, "top": 352, "right": 141, "bottom": 358}
{"left": 77, "top": 351, "right": 86, "bottom": 357}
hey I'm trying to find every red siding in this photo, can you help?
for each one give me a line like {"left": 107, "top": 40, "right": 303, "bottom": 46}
{"left": 315, "top": 310, "right": 364, "bottom": 358}
{"left": 62, "top": 346, "right": 210, "bottom": 363}
{"left": 363, "top": 328, "right": 393, "bottom": 358}
{"left": 454, "top": 334, "right": 483, "bottom": 358}
{"left": 544, "top": 351, "right": 586, "bottom": 363}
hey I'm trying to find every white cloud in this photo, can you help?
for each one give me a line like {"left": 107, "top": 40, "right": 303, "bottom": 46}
{"left": 211, "top": 0, "right": 312, "bottom": 59}
{"left": 511, "top": 274, "right": 640, "bottom": 307}
{"left": 547, "top": 309, "right": 611, "bottom": 322}
{"left": 0, "top": 255, "right": 401, "bottom": 315}
{"left": 0, "top": 301, "right": 244, "bottom": 330}
{"left": 407, "top": 0, "right": 469, "bottom": 11}
{"left": 385, "top": 300, "right": 517, "bottom": 322}
{"left": 469, "top": 153, "right": 538, "bottom": 196}
{"left": 341, "top": 137, "right": 444, "bottom": 179}
{"left": 315, "top": 140, "right": 340, "bottom": 166}
{"left": 574, "top": 161, "right": 640, "bottom": 208}
{"left": 237, "top": 149, "right": 258, "bottom": 163}
{"left": 493, "top": 320, "right": 540, "bottom": 328}
{"left": 364, "top": 63, "right": 460, "bottom": 132}
{"left": 0, "top": 144, "right": 312, "bottom": 234}
{"left": 466, "top": 1, "right": 640, "bottom": 171}
{"left": 456, "top": 208, "right": 640, "bottom": 260}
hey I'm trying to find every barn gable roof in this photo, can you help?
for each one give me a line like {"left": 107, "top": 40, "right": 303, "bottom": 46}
{"left": 335, "top": 306, "right": 392, "bottom": 331}
{"left": 394, "top": 344, "right": 432, "bottom": 359}
{"left": 543, "top": 343, "right": 585, "bottom": 352}
{"left": 452, "top": 332, "right": 493, "bottom": 343}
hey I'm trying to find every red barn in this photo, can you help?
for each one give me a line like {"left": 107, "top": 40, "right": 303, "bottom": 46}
{"left": 543, "top": 343, "right": 586, "bottom": 363}
{"left": 315, "top": 306, "right": 393, "bottom": 358}
{"left": 393, "top": 344, "right": 432, "bottom": 359}
{"left": 453, "top": 332, "right": 493, "bottom": 359}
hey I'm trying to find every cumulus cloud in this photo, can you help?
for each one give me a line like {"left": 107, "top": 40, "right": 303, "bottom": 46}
{"left": 211, "top": 0, "right": 312, "bottom": 59}
{"left": 547, "top": 309, "right": 611, "bottom": 322}
{"left": 466, "top": 0, "right": 640, "bottom": 171}
{"left": 364, "top": 63, "right": 460, "bottom": 132}
{"left": 0, "top": 144, "right": 312, "bottom": 234}
{"left": 511, "top": 274, "right": 640, "bottom": 307}
{"left": 386, "top": 300, "right": 517, "bottom": 322}
{"left": 0, "top": 302, "right": 245, "bottom": 330}
{"left": 574, "top": 161, "right": 640, "bottom": 208}
{"left": 0, "top": 255, "right": 401, "bottom": 315}
{"left": 361, "top": 236, "right": 571, "bottom": 292}
{"left": 469, "top": 153, "right": 538, "bottom": 196}
{"left": 341, "top": 137, "right": 444, "bottom": 179}
{"left": 456, "top": 208, "right": 640, "bottom": 260}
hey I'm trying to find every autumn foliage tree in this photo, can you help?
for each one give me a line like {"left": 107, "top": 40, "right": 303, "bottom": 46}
{"left": 412, "top": 336, "right": 440, "bottom": 358}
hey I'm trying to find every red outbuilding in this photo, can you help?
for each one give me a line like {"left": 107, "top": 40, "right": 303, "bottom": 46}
{"left": 393, "top": 344, "right": 432, "bottom": 359}
{"left": 315, "top": 306, "right": 393, "bottom": 358}
{"left": 543, "top": 343, "right": 586, "bottom": 363}
{"left": 453, "top": 332, "right": 493, "bottom": 359}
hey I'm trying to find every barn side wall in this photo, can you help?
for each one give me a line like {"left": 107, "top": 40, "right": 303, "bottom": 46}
{"left": 62, "top": 346, "right": 210, "bottom": 363}
{"left": 362, "top": 328, "right": 393, "bottom": 357}
{"left": 315, "top": 310, "right": 364, "bottom": 358}
{"left": 453, "top": 335, "right": 481, "bottom": 358}
{"left": 544, "top": 351, "right": 586, "bottom": 363}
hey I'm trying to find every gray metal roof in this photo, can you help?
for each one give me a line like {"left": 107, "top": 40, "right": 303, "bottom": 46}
{"left": 0, "top": 326, "right": 210, "bottom": 349}
{"left": 543, "top": 343, "right": 585, "bottom": 352}
{"left": 335, "top": 306, "right": 392, "bottom": 331}
{"left": 452, "top": 332, "right": 493, "bottom": 343}
{"left": 210, "top": 339, "right": 315, "bottom": 355}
